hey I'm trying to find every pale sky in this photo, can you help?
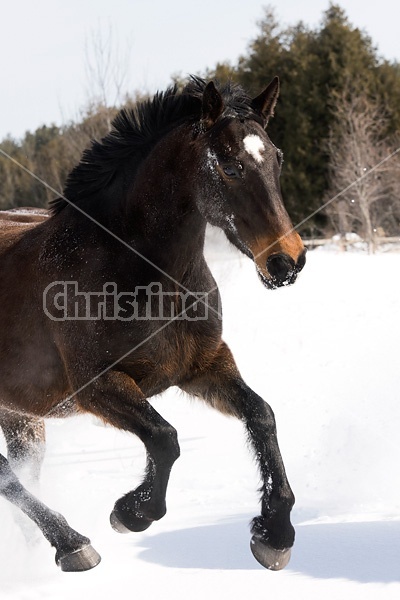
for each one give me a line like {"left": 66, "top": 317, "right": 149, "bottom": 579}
{"left": 1, "top": 0, "right": 399, "bottom": 140}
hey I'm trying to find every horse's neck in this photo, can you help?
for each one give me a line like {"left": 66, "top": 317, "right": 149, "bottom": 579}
{"left": 125, "top": 126, "right": 207, "bottom": 274}
{"left": 127, "top": 196, "right": 207, "bottom": 283}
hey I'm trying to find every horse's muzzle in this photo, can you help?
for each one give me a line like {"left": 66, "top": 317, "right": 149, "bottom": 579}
{"left": 266, "top": 249, "right": 306, "bottom": 287}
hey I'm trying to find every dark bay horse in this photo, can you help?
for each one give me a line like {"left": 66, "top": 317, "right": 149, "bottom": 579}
{"left": 0, "top": 77, "right": 305, "bottom": 572}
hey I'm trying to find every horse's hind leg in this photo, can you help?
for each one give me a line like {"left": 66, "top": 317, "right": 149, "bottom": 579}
{"left": 0, "top": 411, "right": 46, "bottom": 542}
{"left": 179, "top": 341, "right": 295, "bottom": 571}
{"left": 0, "top": 410, "right": 100, "bottom": 570}
{"left": 0, "top": 451, "right": 101, "bottom": 571}
{"left": 77, "top": 370, "right": 180, "bottom": 534}
{"left": 0, "top": 411, "right": 46, "bottom": 491}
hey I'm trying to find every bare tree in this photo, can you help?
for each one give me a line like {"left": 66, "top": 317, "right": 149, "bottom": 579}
{"left": 84, "top": 23, "right": 132, "bottom": 124}
{"left": 60, "top": 25, "right": 134, "bottom": 175}
{"left": 325, "top": 91, "right": 400, "bottom": 252}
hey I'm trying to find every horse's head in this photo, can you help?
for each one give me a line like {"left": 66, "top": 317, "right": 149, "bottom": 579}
{"left": 192, "top": 78, "right": 306, "bottom": 289}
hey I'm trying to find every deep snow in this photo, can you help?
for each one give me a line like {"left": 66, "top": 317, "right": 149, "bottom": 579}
{"left": 1, "top": 232, "right": 399, "bottom": 599}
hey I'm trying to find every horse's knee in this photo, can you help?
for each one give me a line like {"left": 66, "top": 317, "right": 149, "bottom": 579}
{"left": 160, "top": 424, "right": 180, "bottom": 463}
{"left": 148, "top": 424, "right": 180, "bottom": 464}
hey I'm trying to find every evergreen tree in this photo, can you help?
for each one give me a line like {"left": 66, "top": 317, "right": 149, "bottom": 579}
{"left": 234, "top": 4, "right": 399, "bottom": 234}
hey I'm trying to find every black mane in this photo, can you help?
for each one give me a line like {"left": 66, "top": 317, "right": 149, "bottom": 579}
{"left": 50, "top": 77, "right": 257, "bottom": 215}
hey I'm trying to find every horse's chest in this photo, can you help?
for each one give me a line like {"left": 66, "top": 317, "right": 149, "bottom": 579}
{"left": 127, "top": 321, "right": 220, "bottom": 396}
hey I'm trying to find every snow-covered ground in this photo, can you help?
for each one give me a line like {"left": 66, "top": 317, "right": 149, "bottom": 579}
{"left": 1, "top": 232, "right": 399, "bottom": 599}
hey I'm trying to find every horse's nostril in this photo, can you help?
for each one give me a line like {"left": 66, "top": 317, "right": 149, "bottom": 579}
{"left": 296, "top": 249, "right": 307, "bottom": 273}
{"left": 266, "top": 253, "right": 295, "bottom": 285}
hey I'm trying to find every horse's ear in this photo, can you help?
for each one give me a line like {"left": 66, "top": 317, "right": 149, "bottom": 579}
{"left": 251, "top": 76, "right": 280, "bottom": 127}
{"left": 202, "top": 81, "right": 224, "bottom": 129}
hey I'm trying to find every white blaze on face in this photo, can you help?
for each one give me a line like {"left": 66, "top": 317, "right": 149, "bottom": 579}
{"left": 243, "top": 134, "right": 265, "bottom": 164}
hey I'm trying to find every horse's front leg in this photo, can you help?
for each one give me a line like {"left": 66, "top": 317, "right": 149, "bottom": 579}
{"left": 77, "top": 370, "right": 180, "bottom": 534}
{"left": 179, "top": 341, "right": 295, "bottom": 571}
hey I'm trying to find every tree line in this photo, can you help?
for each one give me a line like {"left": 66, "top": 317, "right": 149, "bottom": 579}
{"left": 1, "top": 4, "right": 399, "bottom": 244}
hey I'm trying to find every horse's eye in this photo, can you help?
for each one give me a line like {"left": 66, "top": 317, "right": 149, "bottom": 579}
{"left": 222, "top": 164, "right": 241, "bottom": 178}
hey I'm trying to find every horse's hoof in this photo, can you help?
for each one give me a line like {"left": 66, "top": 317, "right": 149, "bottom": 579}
{"left": 110, "top": 509, "right": 153, "bottom": 533}
{"left": 110, "top": 509, "right": 132, "bottom": 533}
{"left": 56, "top": 544, "right": 101, "bottom": 572}
{"left": 250, "top": 536, "right": 291, "bottom": 571}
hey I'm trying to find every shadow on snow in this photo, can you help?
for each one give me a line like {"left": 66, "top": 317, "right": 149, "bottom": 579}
{"left": 138, "top": 516, "right": 400, "bottom": 583}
